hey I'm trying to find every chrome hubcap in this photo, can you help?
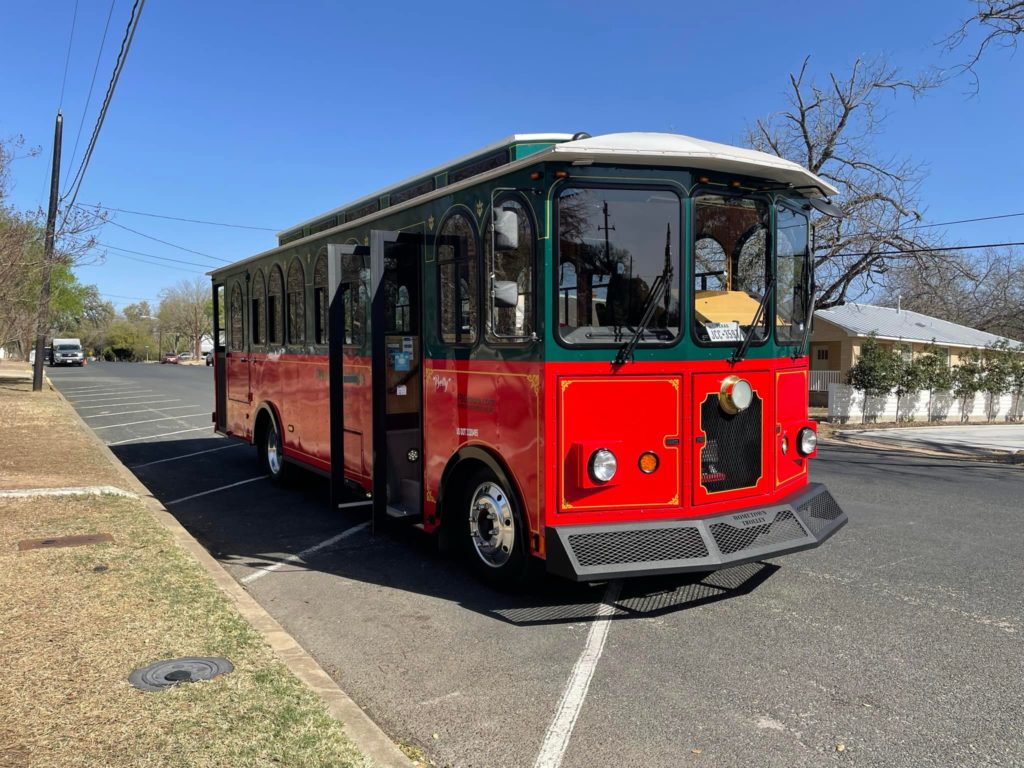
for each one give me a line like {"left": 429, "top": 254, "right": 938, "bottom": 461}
{"left": 266, "top": 426, "right": 281, "bottom": 475}
{"left": 468, "top": 482, "right": 515, "bottom": 568}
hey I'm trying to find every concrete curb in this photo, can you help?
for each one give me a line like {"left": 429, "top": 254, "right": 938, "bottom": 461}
{"left": 47, "top": 377, "right": 414, "bottom": 768}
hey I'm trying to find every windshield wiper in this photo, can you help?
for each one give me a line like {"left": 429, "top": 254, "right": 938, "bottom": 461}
{"left": 614, "top": 273, "right": 669, "bottom": 365}
{"left": 793, "top": 291, "right": 815, "bottom": 358}
{"left": 729, "top": 275, "right": 774, "bottom": 365}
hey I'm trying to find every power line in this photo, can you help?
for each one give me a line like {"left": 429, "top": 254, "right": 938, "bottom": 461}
{"left": 96, "top": 241, "right": 220, "bottom": 269}
{"left": 898, "top": 211, "right": 1024, "bottom": 231}
{"left": 57, "top": 0, "right": 81, "bottom": 109}
{"left": 80, "top": 202, "right": 279, "bottom": 231}
{"left": 101, "top": 250, "right": 207, "bottom": 275}
{"left": 91, "top": 215, "right": 229, "bottom": 262}
{"left": 60, "top": 0, "right": 146, "bottom": 212}
{"left": 66, "top": 0, "right": 118, "bottom": 182}
{"left": 832, "top": 240, "right": 1024, "bottom": 259}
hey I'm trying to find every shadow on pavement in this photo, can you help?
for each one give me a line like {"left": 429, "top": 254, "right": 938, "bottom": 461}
{"left": 114, "top": 436, "right": 783, "bottom": 628}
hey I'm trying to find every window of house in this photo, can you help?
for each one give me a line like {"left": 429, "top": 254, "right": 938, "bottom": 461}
{"left": 267, "top": 265, "right": 284, "bottom": 344}
{"left": 816, "top": 348, "right": 829, "bottom": 361}
{"left": 897, "top": 343, "right": 913, "bottom": 363}
{"left": 438, "top": 212, "right": 478, "bottom": 344}
{"left": 313, "top": 252, "right": 328, "bottom": 345}
{"left": 251, "top": 270, "right": 266, "bottom": 345}
{"left": 287, "top": 259, "right": 306, "bottom": 344}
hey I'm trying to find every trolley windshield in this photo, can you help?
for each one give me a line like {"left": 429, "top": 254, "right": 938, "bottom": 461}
{"left": 556, "top": 187, "right": 681, "bottom": 346}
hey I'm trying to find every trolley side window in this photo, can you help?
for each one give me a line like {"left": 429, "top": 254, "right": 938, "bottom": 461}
{"left": 438, "top": 212, "right": 478, "bottom": 345}
{"left": 287, "top": 258, "right": 306, "bottom": 345}
{"left": 251, "top": 269, "right": 266, "bottom": 345}
{"left": 229, "top": 281, "right": 244, "bottom": 351}
{"left": 313, "top": 251, "right": 328, "bottom": 345}
{"left": 485, "top": 198, "right": 534, "bottom": 341}
{"left": 268, "top": 265, "right": 284, "bottom": 344}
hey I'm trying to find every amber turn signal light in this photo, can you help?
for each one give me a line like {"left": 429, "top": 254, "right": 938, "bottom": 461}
{"left": 638, "top": 451, "right": 659, "bottom": 474}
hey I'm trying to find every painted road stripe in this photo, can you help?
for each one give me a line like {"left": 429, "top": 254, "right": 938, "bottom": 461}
{"left": 533, "top": 580, "right": 623, "bottom": 768}
{"left": 91, "top": 413, "right": 210, "bottom": 430}
{"left": 128, "top": 443, "right": 243, "bottom": 469}
{"left": 69, "top": 391, "right": 154, "bottom": 402}
{"left": 78, "top": 399, "right": 180, "bottom": 410}
{"left": 240, "top": 522, "right": 370, "bottom": 585}
{"left": 165, "top": 475, "right": 266, "bottom": 505}
{"left": 107, "top": 426, "right": 214, "bottom": 446}
{"left": 84, "top": 404, "right": 202, "bottom": 418}
{"left": 69, "top": 388, "right": 152, "bottom": 397}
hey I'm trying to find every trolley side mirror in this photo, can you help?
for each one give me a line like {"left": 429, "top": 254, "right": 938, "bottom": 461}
{"left": 493, "top": 207, "right": 519, "bottom": 251}
{"left": 493, "top": 279, "right": 519, "bottom": 309}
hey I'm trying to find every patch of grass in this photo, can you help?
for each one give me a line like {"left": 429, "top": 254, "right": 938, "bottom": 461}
{"left": 0, "top": 494, "right": 369, "bottom": 768}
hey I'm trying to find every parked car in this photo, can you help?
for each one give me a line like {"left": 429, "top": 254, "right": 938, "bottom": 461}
{"left": 179, "top": 352, "right": 194, "bottom": 360}
{"left": 204, "top": 351, "right": 214, "bottom": 366}
{"left": 161, "top": 352, "right": 180, "bottom": 364}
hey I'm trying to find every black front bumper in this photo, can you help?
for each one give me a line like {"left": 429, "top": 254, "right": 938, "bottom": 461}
{"left": 545, "top": 483, "right": 847, "bottom": 581}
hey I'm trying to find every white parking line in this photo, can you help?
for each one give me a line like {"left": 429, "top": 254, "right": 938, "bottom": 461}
{"left": 165, "top": 475, "right": 267, "bottom": 505}
{"left": 107, "top": 426, "right": 214, "bottom": 445}
{"left": 92, "top": 413, "right": 209, "bottom": 430}
{"left": 84, "top": 404, "right": 202, "bottom": 418}
{"left": 533, "top": 580, "right": 622, "bottom": 768}
{"left": 240, "top": 522, "right": 370, "bottom": 585}
{"left": 78, "top": 399, "right": 181, "bottom": 410}
{"left": 128, "top": 443, "right": 243, "bottom": 469}
{"left": 69, "top": 391, "right": 154, "bottom": 402}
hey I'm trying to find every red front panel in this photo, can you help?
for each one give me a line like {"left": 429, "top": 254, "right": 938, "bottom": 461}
{"left": 557, "top": 376, "right": 682, "bottom": 513}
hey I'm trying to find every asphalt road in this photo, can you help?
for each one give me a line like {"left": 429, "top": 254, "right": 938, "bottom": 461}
{"left": 50, "top": 362, "right": 1024, "bottom": 768}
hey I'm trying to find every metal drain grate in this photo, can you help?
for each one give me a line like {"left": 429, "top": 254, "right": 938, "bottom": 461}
{"left": 129, "top": 657, "right": 234, "bottom": 692}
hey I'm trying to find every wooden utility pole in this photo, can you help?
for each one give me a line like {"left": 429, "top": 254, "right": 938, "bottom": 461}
{"left": 32, "top": 112, "right": 63, "bottom": 392}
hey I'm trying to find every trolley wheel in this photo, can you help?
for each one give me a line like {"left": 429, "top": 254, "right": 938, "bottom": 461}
{"left": 460, "top": 468, "right": 530, "bottom": 588}
{"left": 258, "top": 413, "right": 289, "bottom": 484}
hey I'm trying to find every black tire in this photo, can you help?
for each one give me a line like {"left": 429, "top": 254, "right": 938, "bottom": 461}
{"left": 458, "top": 467, "right": 531, "bottom": 589}
{"left": 258, "top": 413, "right": 289, "bottom": 484}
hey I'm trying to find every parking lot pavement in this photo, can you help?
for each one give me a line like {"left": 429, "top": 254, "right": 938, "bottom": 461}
{"left": 48, "top": 363, "right": 1024, "bottom": 768}
{"left": 855, "top": 423, "right": 1024, "bottom": 455}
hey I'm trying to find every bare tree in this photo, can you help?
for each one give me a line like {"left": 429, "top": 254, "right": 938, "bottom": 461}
{"left": 746, "top": 56, "right": 944, "bottom": 309}
{"left": 158, "top": 277, "right": 213, "bottom": 358}
{"left": 881, "top": 246, "right": 1024, "bottom": 340}
{"left": 946, "top": 0, "right": 1024, "bottom": 81}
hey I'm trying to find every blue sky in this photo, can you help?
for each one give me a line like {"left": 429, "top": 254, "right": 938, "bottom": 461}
{"left": 2, "top": 0, "right": 1020, "bottom": 312}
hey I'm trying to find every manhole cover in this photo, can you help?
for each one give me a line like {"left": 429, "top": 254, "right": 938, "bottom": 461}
{"left": 128, "top": 657, "right": 234, "bottom": 692}
{"left": 18, "top": 533, "right": 113, "bottom": 551}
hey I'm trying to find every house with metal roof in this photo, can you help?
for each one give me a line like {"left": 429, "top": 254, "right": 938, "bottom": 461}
{"left": 808, "top": 302, "right": 1022, "bottom": 397}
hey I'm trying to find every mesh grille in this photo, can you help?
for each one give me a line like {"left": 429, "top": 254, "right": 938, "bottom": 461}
{"left": 568, "top": 527, "right": 709, "bottom": 567}
{"left": 709, "top": 510, "right": 807, "bottom": 555}
{"left": 797, "top": 490, "right": 844, "bottom": 535}
{"left": 700, "top": 393, "right": 762, "bottom": 492}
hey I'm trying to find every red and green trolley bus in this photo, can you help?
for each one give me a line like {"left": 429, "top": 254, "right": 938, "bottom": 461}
{"left": 210, "top": 131, "right": 847, "bottom": 586}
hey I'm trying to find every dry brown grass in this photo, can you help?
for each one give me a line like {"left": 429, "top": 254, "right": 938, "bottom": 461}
{"left": 0, "top": 369, "right": 122, "bottom": 490}
{"left": 0, "top": 494, "right": 368, "bottom": 768}
{"left": 0, "top": 366, "right": 368, "bottom": 768}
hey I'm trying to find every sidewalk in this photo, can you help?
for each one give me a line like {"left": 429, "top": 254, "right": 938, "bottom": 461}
{"left": 0, "top": 362, "right": 408, "bottom": 768}
{"left": 822, "top": 418, "right": 1024, "bottom": 461}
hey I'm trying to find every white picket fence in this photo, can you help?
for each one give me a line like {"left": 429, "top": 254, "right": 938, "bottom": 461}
{"left": 828, "top": 383, "right": 1024, "bottom": 423}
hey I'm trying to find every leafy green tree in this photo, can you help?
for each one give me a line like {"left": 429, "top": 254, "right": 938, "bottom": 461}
{"left": 1008, "top": 351, "right": 1024, "bottom": 422}
{"left": 980, "top": 340, "right": 1014, "bottom": 421}
{"left": 952, "top": 349, "right": 984, "bottom": 422}
{"left": 916, "top": 341, "right": 954, "bottom": 421}
{"left": 893, "top": 355, "right": 925, "bottom": 423}
{"left": 847, "top": 333, "right": 899, "bottom": 423}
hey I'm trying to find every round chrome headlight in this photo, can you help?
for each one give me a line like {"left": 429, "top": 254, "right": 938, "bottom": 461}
{"left": 797, "top": 427, "right": 817, "bottom": 456}
{"left": 719, "top": 375, "right": 753, "bottom": 415}
{"left": 589, "top": 448, "right": 618, "bottom": 483}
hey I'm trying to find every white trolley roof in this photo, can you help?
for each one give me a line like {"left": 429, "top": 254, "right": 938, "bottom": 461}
{"left": 549, "top": 132, "right": 838, "bottom": 197}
